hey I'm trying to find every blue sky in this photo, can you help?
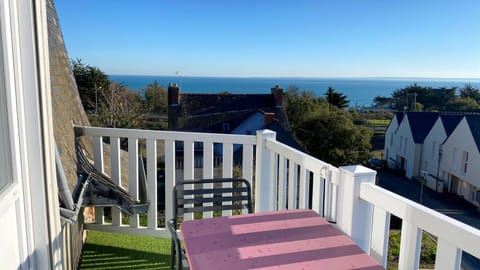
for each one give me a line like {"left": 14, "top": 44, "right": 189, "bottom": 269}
{"left": 56, "top": 0, "right": 480, "bottom": 78}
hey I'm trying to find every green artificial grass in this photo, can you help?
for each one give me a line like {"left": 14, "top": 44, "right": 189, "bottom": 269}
{"left": 388, "top": 230, "right": 437, "bottom": 270}
{"left": 79, "top": 231, "right": 171, "bottom": 270}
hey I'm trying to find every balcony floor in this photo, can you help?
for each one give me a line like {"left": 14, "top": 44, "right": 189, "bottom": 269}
{"left": 79, "top": 231, "right": 171, "bottom": 269}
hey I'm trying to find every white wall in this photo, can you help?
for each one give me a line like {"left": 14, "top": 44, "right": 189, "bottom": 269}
{"left": 420, "top": 118, "right": 447, "bottom": 181}
{"left": 0, "top": 0, "right": 61, "bottom": 268}
{"left": 393, "top": 115, "right": 419, "bottom": 179}
{"left": 441, "top": 118, "right": 480, "bottom": 206}
{"left": 384, "top": 114, "right": 400, "bottom": 168}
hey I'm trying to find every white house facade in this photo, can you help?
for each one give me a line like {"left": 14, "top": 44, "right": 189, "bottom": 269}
{"left": 419, "top": 114, "right": 464, "bottom": 192}
{"left": 440, "top": 116, "right": 480, "bottom": 207}
{"left": 384, "top": 112, "right": 403, "bottom": 169}
{"left": 384, "top": 112, "right": 439, "bottom": 179}
{"left": 420, "top": 117, "right": 447, "bottom": 191}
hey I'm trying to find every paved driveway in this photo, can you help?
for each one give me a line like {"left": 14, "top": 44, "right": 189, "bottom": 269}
{"left": 377, "top": 170, "right": 480, "bottom": 230}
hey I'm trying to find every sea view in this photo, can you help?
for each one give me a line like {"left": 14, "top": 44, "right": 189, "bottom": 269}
{"left": 109, "top": 75, "right": 480, "bottom": 107}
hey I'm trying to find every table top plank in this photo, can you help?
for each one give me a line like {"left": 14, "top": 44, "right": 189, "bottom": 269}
{"left": 181, "top": 209, "right": 383, "bottom": 270}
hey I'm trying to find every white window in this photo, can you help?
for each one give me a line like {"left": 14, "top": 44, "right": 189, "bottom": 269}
{"left": 390, "top": 133, "right": 393, "bottom": 146}
{"left": 403, "top": 137, "right": 407, "bottom": 154}
{"left": 462, "top": 151, "right": 469, "bottom": 174}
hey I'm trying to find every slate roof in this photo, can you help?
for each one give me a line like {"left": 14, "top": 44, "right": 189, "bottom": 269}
{"left": 170, "top": 91, "right": 290, "bottom": 133}
{"left": 439, "top": 114, "right": 464, "bottom": 137}
{"left": 406, "top": 112, "right": 439, "bottom": 144}
{"left": 395, "top": 112, "right": 404, "bottom": 125}
{"left": 465, "top": 115, "right": 480, "bottom": 153}
{"left": 183, "top": 111, "right": 255, "bottom": 133}
{"left": 186, "top": 94, "right": 277, "bottom": 116}
{"left": 386, "top": 112, "right": 404, "bottom": 133}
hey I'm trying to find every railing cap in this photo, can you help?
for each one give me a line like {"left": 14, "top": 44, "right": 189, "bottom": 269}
{"left": 256, "top": 129, "right": 276, "bottom": 138}
{"left": 340, "top": 165, "right": 376, "bottom": 176}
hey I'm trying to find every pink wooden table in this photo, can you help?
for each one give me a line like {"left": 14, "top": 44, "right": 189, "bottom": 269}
{"left": 180, "top": 209, "right": 383, "bottom": 270}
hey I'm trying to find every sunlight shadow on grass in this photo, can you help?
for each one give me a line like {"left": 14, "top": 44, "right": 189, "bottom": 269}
{"left": 79, "top": 231, "right": 171, "bottom": 270}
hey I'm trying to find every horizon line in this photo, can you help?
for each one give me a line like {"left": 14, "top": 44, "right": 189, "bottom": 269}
{"left": 108, "top": 74, "right": 480, "bottom": 81}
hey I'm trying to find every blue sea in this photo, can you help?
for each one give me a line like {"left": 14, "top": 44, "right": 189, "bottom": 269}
{"left": 109, "top": 75, "right": 480, "bottom": 107}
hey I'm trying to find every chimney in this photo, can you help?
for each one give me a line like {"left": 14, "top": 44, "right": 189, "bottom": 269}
{"left": 271, "top": 85, "right": 283, "bottom": 107}
{"left": 264, "top": 112, "right": 276, "bottom": 126}
{"left": 168, "top": 83, "right": 181, "bottom": 130}
{"left": 168, "top": 82, "right": 180, "bottom": 106}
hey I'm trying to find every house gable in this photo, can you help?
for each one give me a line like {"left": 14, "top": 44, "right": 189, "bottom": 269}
{"left": 465, "top": 115, "right": 480, "bottom": 154}
{"left": 441, "top": 117, "right": 480, "bottom": 190}
{"left": 440, "top": 114, "right": 464, "bottom": 138}
{"left": 420, "top": 117, "right": 447, "bottom": 176}
{"left": 406, "top": 112, "right": 439, "bottom": 144}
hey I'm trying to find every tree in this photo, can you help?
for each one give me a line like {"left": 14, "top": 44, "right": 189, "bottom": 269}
{"left": 391, "top": 83, "right": 430, "bottom": 111}
{"left": 373, "top": 96, "right": 393, "bottom": 109}
{"left": 459, "top": 84, "right": 480, "bottom": 103}
{"left": 89, "top": 82, "right": 146, "bottom": 129}
{"left": 284, "top": 85, "right": 372, "bottom": 166}
{"left": 445, "top": 97, "right": 480, "bottom": 111}
{"left": 144, "top": 80, "right": 168, "bottom": 113}
{"left": 296, "top": 108, "right": 372, "bottom": 166}
{"left": 325, "top": 87, "right": 349, "bottom": 109}
{"left": 430, "top": 87, "right": 456, "bottom": 110}
{"left": 389, "top": 84, "right": 456, "bottom": 111}
{"left": 284, "top": 85, "right": 327, "bottom": 135}
{"left": 412, "top": 102, "right": 424, "bottom": 112}
{"left": 71, "top": 59, "right": 110, "bottom": 112}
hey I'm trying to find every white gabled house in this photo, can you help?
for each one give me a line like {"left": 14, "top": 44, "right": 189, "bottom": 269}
{"left": 386, "top": 111, "right": 480, "bottom": 206}
{"left": 420, "top": 114, "right": 463, "bottom": 192}
{"left": 385, "top": 112, "right": 439, "bottom": 179}
{"left": 384, "top": 112, "right": 404, "bottom": 168}
{"left": 440, "top": 115, "right": 480, "bottom": 207}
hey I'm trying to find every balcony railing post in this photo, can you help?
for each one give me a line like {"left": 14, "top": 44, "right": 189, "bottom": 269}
{"left": 255, "top": 129, "right": 276, "bottom": 212}
{"left": 337, "top": 165, "right": 376, "bottom": 253}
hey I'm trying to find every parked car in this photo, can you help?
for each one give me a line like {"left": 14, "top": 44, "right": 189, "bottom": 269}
{"left": 367, "top": 158, "right": 384, "bottom": 170}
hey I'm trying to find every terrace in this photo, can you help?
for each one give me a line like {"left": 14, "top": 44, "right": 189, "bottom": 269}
{"left": 76, "top": 125, "right": 480, "bottom": 270}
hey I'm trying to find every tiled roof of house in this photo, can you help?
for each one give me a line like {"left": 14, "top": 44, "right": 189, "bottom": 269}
{"left": 406, "top": 112, "right": 439, "bottom": 143}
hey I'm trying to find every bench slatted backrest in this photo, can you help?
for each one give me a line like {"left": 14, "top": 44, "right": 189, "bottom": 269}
{"left": 172, "top": 178, "right": 252, "bottom": 221}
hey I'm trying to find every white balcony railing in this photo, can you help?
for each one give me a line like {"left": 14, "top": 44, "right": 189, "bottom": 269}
{"left": 77, "top": 126, "right": 480, "bottom": 270}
